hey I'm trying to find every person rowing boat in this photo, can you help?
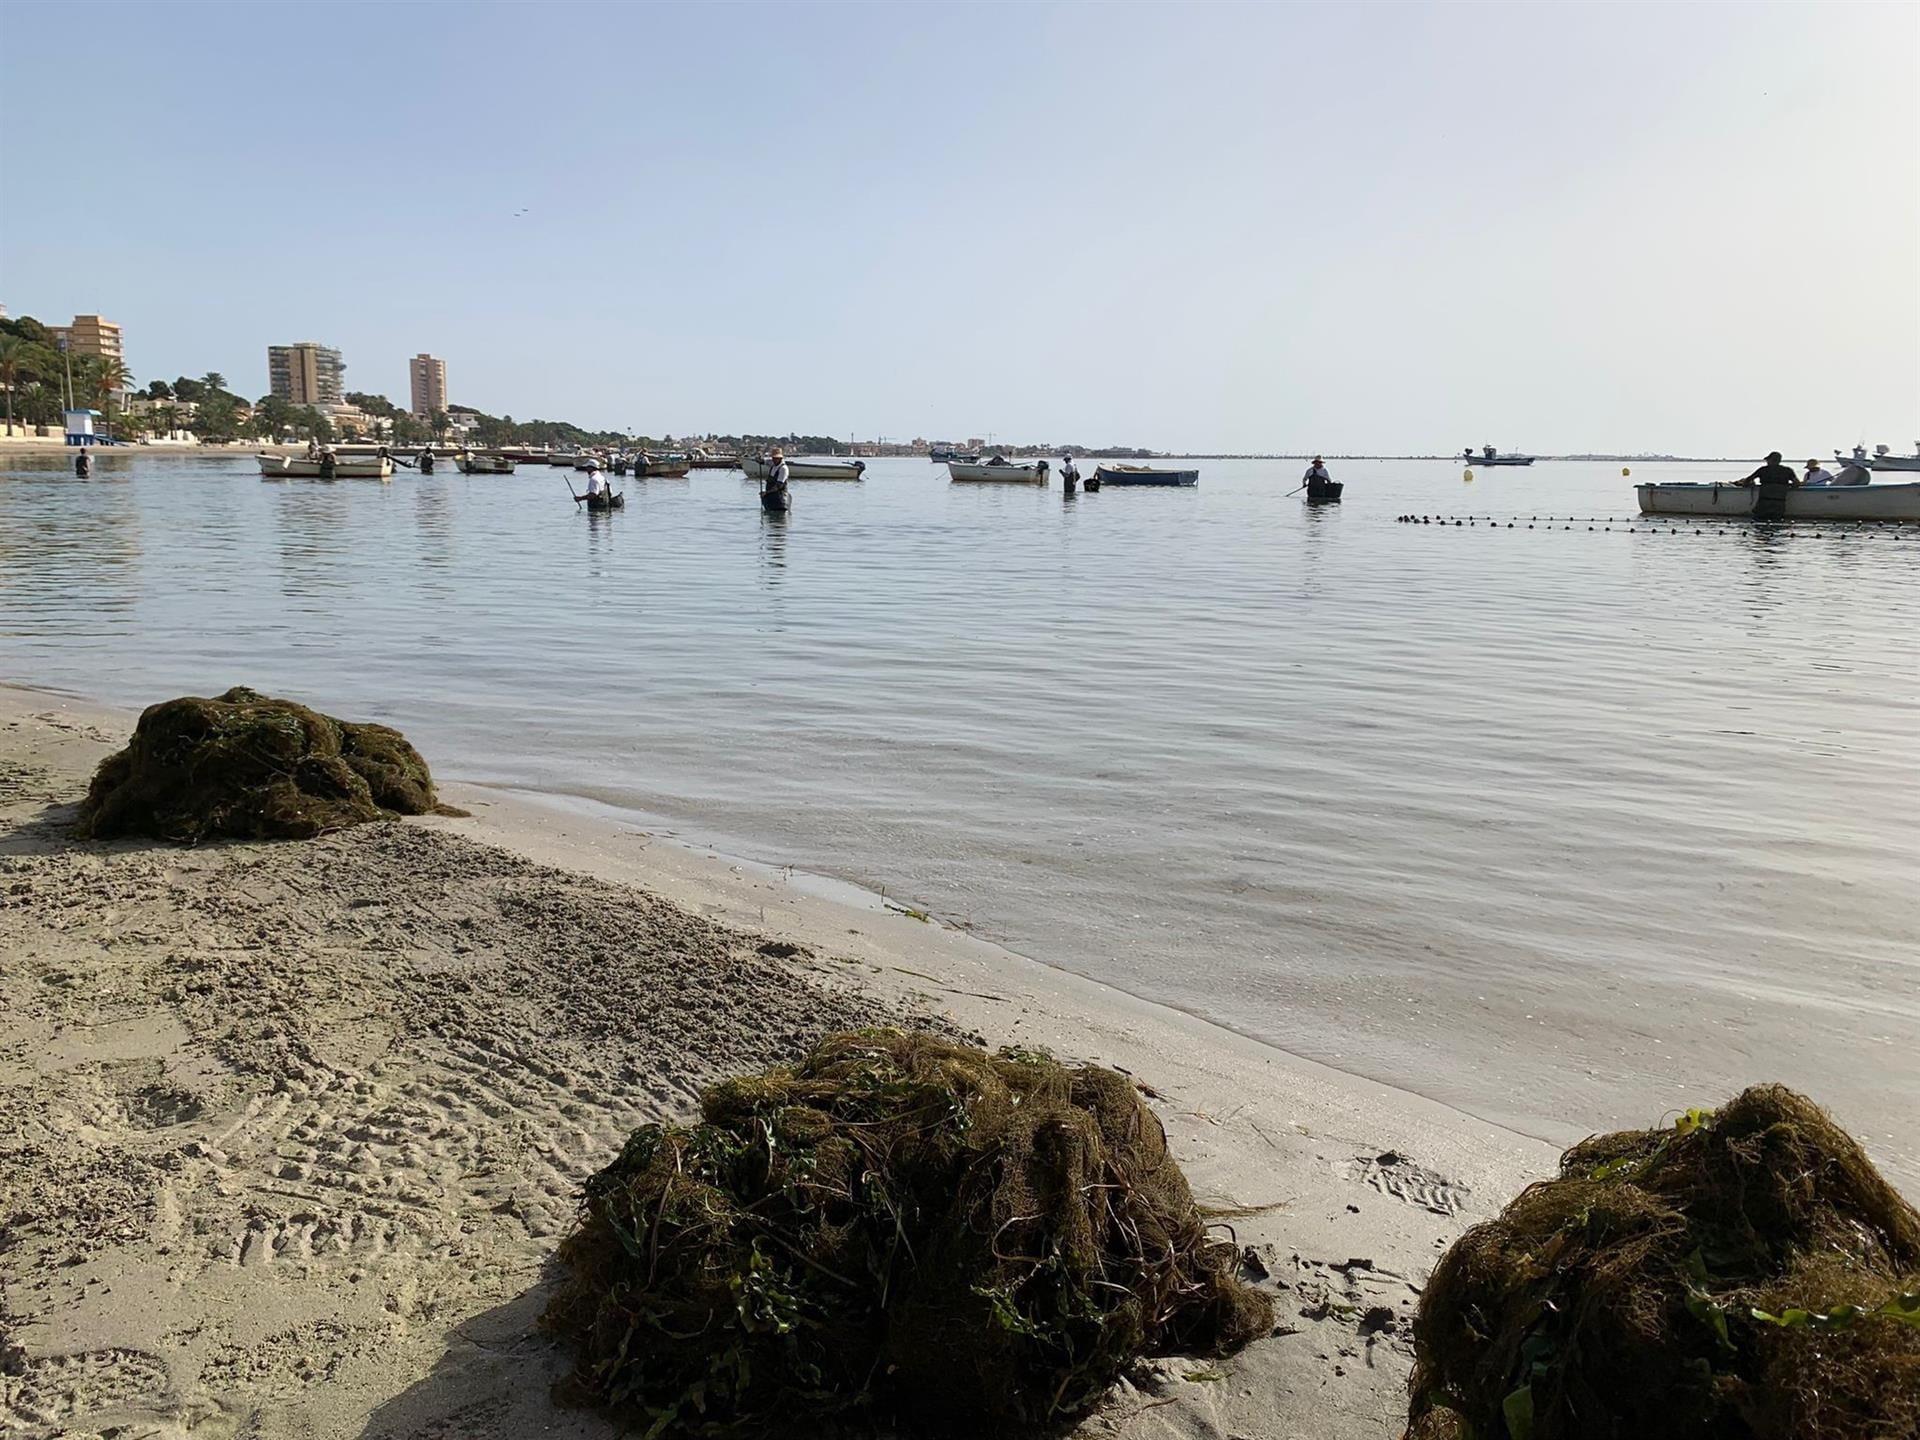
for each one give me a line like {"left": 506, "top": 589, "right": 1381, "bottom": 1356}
{"left": 1300, "top": 456, "right": 1342, "bottom": 500}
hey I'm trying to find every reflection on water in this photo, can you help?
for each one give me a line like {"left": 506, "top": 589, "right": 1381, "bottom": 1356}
{"left": 1, "top": 449, "right": 1915, "bottom": 1181}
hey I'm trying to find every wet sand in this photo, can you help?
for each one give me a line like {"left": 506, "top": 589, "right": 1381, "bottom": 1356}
{"left": 0, "top": 686, "right": 1559, "bottom": 1438}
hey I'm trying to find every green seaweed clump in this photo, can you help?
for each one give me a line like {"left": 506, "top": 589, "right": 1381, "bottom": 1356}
{"left": 1407, "top": 1084, "right": 1920, "bottom": 1440}
{"left": 544, "top": 1029, "right": 1272, "bottom": 1437}
{"left": 78, "top": 686, "right": 460, "bottom": 843}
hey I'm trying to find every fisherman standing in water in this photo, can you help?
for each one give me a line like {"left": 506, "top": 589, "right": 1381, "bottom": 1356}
{"left": 1060, "top": 453, "right": 1079, "bottom": 493}
{"left": 1303, "top": 456, "right": 1332, "bottom": 490}
{"left": 1735, "top": 450, "right": 1799, "bottom": 519}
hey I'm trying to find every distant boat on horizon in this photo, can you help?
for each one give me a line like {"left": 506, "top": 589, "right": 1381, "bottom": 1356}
{"left": 1465, "top": 445, "right": 1535, "bottom": 467}
{"left": 1836, "top": 442, "right": 1920, "bottom": 473}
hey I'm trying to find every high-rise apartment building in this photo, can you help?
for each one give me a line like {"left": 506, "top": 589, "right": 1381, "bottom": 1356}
{"left": 267, "top": 342, "right": 345, "bottom": 406}
{"left": 408, "top": 353, "right": 447, "bottom": 419}
{"left": 48, "top": 315, "right": 125, "bottom": 366}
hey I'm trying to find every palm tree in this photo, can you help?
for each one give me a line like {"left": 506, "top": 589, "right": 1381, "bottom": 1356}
{"left": 78, "top": 356, "right": 130, "bottom": 412}
{"left": 200, "top": 371, "right": 227, "bottom": 395}
{"left": 0, "top": 334, "right": 24, "bottom": 433}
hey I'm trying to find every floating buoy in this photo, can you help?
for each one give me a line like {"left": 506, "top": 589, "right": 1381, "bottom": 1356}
{"left": 1622, "top": 467, "right": 1631, "bottom": 477}
{"left": 1463, "top": 469, "right": 1475, "bottom": 482}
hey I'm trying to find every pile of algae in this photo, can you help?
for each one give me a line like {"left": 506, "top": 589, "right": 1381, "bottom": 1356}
{"left": 78, "top": 686, "right": 459, "bottom": 843}
{"left": 1408, "top": 1084, "right": 1920, "bottom": 1440}
{"left": 545, "top": 1029, "right": 1272, "bottom": 1436}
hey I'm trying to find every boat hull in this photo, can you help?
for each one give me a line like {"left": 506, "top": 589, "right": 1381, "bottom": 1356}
{"left": 741, "top": 456, "right": 863, "bottom": 480}
{"left": 1636, "top": 482, "right": 1920, "bottom": 520}
{"left": 454, "top": 455, "right": 516, "bottom": 474}
{"left": 258, "top": 454, "right": 393, "bottom": 479}
{"left": 1094, "top": 465, "right": 1198, "bottom": 487}
{"left": 637, "top": 456, "right": 692, "bottom": 477}
{"left": 583, "top": 493, "right": 625, "bottom": 511}
{"left": 947, "top": 461, "right": 1048, "bottom": 483}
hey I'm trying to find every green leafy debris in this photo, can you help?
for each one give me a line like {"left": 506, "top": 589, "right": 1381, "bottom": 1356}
{"left": 544, "top": 1029, "right": 1273, "bottom": 1436}
{"left": 1405, "top": 1085, "right": 1920, "bottom": 1440}
{"left": 77, "top": 686, "right": 462, "bottom": 842}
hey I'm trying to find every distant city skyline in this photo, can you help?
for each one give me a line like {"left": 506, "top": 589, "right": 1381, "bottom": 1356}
{"left": 3, "top": 0, "right": 1914, "bottom": 455}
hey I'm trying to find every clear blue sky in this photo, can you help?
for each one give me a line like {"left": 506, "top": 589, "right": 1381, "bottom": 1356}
{"left": 5, "top": 0, "right": 1915, "bottom": 454}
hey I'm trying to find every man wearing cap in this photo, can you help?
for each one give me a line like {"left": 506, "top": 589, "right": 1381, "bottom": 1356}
{"left": 764, "top": 447, "right": 790, "bottom": 500}
{"left": 1801, "top": 458, "right": 1834, "bottom": 487}
{"left": 1735, "top": 450, "right": 1798, "bottom": 519}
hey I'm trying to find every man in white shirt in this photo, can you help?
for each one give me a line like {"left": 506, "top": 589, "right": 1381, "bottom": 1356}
{"left": 1802, "top": 459, "right": 1834, "bottom": 487}
{"left": 586, "top": 466, "right": 609, "bottom": 497}
{"left": 766, "top": 448, "right": 790, "bottom": 491}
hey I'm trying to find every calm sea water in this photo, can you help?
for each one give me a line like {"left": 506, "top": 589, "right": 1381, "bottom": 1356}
{"left": 4, "top": 450, "right": 1915, "bottom": 1180}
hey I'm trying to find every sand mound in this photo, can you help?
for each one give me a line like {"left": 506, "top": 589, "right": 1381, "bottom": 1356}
{"left": 545, "top": 1029, "right": 1272, "bottom": 1436}
{"left": 1407, "top": 1084, "right": 1920, "bottom": 1440}
{"left": 77, "top": 686, "right": 459, "bottom": 843}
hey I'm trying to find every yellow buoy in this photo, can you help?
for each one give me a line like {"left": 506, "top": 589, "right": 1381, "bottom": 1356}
{"left": 1622, "top": 466, "right": 1631, "bottom": 477}
{"left": 1463, "top": 469, "right": 1474, "bottom": 482}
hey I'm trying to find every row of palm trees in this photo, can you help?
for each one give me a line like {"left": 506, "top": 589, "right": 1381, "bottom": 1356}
{"left": 0, "top": 332, "right": 132, "bottom": 432}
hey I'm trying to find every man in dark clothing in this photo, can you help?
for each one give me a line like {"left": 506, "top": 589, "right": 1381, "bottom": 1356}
{"left": 1737, "top": 450, "right": 1798, "bottom": 519}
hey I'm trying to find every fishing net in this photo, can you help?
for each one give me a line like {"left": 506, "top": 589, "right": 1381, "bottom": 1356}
{"left": 78, "top": 686, "right": 460, "bottom": 842}
{"left": 545, "top": 1029, "right": 1271, "bottom": 1436}
{"left": 1407, "top": 1084, "right": 1920, "bottom": 1440}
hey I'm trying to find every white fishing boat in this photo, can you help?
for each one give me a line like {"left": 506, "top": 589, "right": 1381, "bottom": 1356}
{"left": 789, "top": 458, "right": 865, "bottom": 480}
{"left": 1835, "top": 443, "right": 1920, "bottom": 473}
{"left": 740, "top": 454, "right": 866, "bottom": 480}
{"left": 948, "top": 458, "right": 1050, "bottom": 483}
{"left": 257, "top": 453, "right": 394, "bottom": 480}
{"left": 1635, "top": 480, "right": 1920, "bottom": 520}
{"left": 454, "top": 452, "right": 516, "bottom": 475}
{"left": 1464, "top": 446, "right": 1535, "bottom": 467}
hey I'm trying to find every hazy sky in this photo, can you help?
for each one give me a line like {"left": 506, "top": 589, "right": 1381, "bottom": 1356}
{"left": 5, "top": 0, "right": 1915, "bottom": 453}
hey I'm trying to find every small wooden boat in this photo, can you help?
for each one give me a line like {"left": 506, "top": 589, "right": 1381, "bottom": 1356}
{"left": 760, "top": 486, "right": 791, "bottom": 513}
{"left": 948, "top": 458, "right": 1050, "bottom": 483}
{"left": 1305, "top": 480, "right": 1344, "bottom": 501}
{"left": 583, "top": 491, "right": 625, "bottom": 511}
{"left": 550, "top": 452, "right": 581, "bottom": 467}
{"left": 689, "top": 454, "right": 740, "bottom": 469}
{"left": 1635, "top": 481, "right": 1920, "bottom": 520}
{"left": 1093, "top": 465, "right": 1198, "bottom": 487}
{"left": 454, "top": 452, "right": 516, "bottom": 475}
{"left": 1465, "top": 447, "right": 1535, "bottom": 466}
{"left": 638, "top": 453, "right": 692, "bottom": 478}
{"left": 258, "top": 453, "right": 394, "bottom": 480}
{"left": 741, "top": 455, "right": 864, "bottom": 481}
{"left": 789, "top": 458, "right": 864, "bottom": 480}
{"left": 573, "top": 454, "right": 606, "bottom": 472}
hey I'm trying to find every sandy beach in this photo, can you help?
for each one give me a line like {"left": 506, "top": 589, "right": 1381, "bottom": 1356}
{"left": 2, "top": 684, "right": 1564, "bottom": 1438}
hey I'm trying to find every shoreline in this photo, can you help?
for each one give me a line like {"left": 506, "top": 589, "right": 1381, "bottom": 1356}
{"left": 0, "top": 439, "right": 304, "bottom": 459}
{"left": 0, "top": 684, "right": 1559, "bottom": 1438}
